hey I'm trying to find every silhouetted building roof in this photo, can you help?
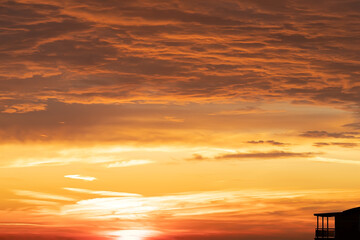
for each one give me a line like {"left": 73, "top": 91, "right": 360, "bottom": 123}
{"left": 315, "top": 207, "right": 360, "bottom": 216}
{"left": 314, "top": 207, "right": 360, "bottom": 240}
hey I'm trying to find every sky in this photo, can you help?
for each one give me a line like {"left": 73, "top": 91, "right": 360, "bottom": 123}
{"left": 1, "top": 0, "right": 360, "bottom": 239}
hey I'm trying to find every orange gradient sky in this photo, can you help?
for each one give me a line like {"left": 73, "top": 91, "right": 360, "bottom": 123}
{"left": 1, "top": 0, "right": 360, "bottom": 239}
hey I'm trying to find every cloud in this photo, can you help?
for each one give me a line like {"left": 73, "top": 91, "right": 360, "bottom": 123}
{"left": 311, "top": 157, "right": 360, "bottom": 165}
{"left": 0, "top": 100, "right": 345, "bottom": 145}
{"left": 313, "top": 142, "right": 358, "bottom": 148}
{"left": 1, "top": 2, "right": 360, "bottom": 239}
{"left": 3, "top": 188, "right": 360, "bottom": 239}
{"left": 164, "top": 116, "right": 184, "bottom": 123}
{"left": 63, "top": 187, "right": 142, "bottom": 197}
{"left": 3, "top": 159, "right": 68, "bottom": 168}
{"left": 0, "top": 0, "right": 359, "bottom": 109}
{"left": 188, "top": 154, "right": 208, "bottom": 161}
{"left": 1, "top": 103, "right": 47, "bottom": 114}
{"left": 343, "top": 122, "right": 360, "bottom": 130}
{"left": 215, "top": 151, "right": 315, "bottom": 160}
{"left": 188, "top": 151, "right": 315, "bottom": 161}
{"left": 12, "top": 199, "right": 61, "bottom": 206}
{"left": 13, "top": 190, "right": 74, "bottom": 202}
{"left": 106, "top": 160, "right": 154, "bottom": 168}
{"left": 0, "top": 144, "right": 159, "bottom": 168}
{"left": 247, "top": 140, "right": 288, "bottom": 146}
{"left": 60, "top": 190, "right": 307, "bottom": 220}
{"left": 64, "top": 174, "right": 97, "bottom": 181}
{"left": 209, "top": 107, "right": 284, "bottom": 116}
{"left": 300, "top": 131, "right": 359, "bottom": 139}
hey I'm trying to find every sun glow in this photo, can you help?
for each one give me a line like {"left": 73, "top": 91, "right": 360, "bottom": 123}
{"left": 112, "top": 230, "right": 160, "bottom": 240}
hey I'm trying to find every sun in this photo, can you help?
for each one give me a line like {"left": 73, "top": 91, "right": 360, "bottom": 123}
{"left": 112, "top": 230, "right": 160, "bottom": 240}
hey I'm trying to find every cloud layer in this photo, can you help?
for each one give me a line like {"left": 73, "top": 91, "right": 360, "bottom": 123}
{"left": 0, "top": 0, "right": 360, "bottom": 110}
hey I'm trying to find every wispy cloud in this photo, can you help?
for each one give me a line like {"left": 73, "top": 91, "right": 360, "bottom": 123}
{"left": 216, "top": 151, "right": 315, "bottom": 160}
{"left": 64, "top": 174, "right": 97, "bottom": 181}
{"left": 343, "top": 122, "right": 360, "bottom": 130}
{"left": 0, "top": 145, "right": 160, "bottom": 168}
{"left": 13, "top": 190, "right": 74, "bottom": 202}
{"left": 164, "top": 116, "right": 184, "bottom": 123}
{"left": 188, "top": 151, "right": 315, "bottom": 161}
{"left": 60, "top": 191, "right": 249, "bottom": 219}
{"left": 313, "top": 142, "right": 358, "bottom": 148}
{"left": 106, "top": 159, "right": 153, "bottom": 168}
{"left": 58, "top": 189, "right": 356, "bottom": 223}
{"left": 3, "top": 188, "right": 360, "bottom": 239}
{"left": 63, "top": 187, "right": 142, "bottom": 197}
{"left": 12, "top": 199, "right": 61, "bottom": 206}
{"left": 247, "top": 140, "right": 288, "bottom": 146}
{"left": 311, "top": 157, "right": 360, "bottom": 165}
{"left": 1, "top": 103, "right": 47, "bottom": 114}
{"left": 209, "top": 107, "right": 284, "bottom": 116}
{"left": 300, "top": 131, "right": 359, "bottom": 139}
{"left": 2, "top": 159, "right": 69, "bottom": 168}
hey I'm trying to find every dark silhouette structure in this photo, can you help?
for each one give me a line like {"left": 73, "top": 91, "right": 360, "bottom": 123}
{"left": 315, "top": 207, "right": 360, "bottom": 239}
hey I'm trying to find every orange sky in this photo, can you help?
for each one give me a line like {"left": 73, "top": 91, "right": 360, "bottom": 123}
{"left": 1, "top": 0, "right": 360, "bottom": 239}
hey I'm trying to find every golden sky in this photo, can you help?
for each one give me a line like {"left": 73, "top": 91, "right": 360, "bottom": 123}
{"left": 1, "top": 0, "right": 360, "bottom": 239}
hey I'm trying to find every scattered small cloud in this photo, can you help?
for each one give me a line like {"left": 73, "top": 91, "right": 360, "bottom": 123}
{"left": 187, "top": 154, "right": 208, "bottom": 161}
{"left": 164, "top": 116, "right": 184, "bottom": 123}
{"left": 106, "top": 159, "right": 153, "bottom": 168}
{"left": 64, "top": 174, "right": 97, "bottom": 181}
{"left": 1, "top": 103, "right": 47, "bottom": 114}
{"left": 313, "top": 142, "right": 330, "bottom": 147}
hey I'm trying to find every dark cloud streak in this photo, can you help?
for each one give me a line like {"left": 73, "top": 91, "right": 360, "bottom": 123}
{"left": 188, "top": 151, "right": 315, "bottom": 161}
{"left": 300, "top": 131, "right": 360, "bottom": 139}
{"left": 313, "top": 142, "right": 358, "bottom": 148}
{"left": 247, "top": 140, "right": 288, "bottom": 146}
